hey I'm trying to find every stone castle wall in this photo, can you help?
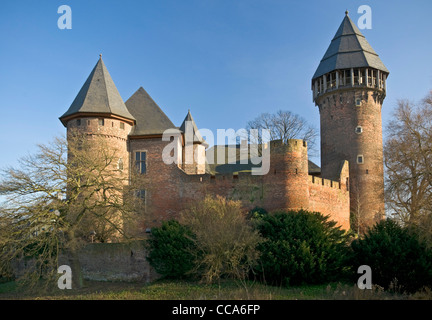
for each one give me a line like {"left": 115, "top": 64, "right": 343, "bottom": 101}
{"left": 131, "top": 138, "right": 350, "bottom": 230}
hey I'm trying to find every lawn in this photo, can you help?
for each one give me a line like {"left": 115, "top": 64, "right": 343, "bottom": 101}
{"left": 0, "top": 278, "right": 420, "bottom": 300}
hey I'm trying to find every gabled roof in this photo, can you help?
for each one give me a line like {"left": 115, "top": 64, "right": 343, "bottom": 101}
{"left": 60, "top": 57, "right": 135, "bottom": 126}
{"left": 125, "top": 87, "right": 176, "bottom": 136}
{"left": 312, "top": 12, "right": 389, "bottom": 81}
{"left": 180, "top": 110, "right": 207, "bottom": 145}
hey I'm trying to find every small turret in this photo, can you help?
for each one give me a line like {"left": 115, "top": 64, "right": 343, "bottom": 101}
{"left": 180, "top": 110, "right": 208, "bottom": 174}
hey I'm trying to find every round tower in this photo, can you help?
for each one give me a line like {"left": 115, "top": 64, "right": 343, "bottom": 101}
{"left": 266, "top": 139, "right": 309, "bottom": 211}
{"left": 312, "top": 12, "right": 389, "bottom": 231}
{"left": 59, "top": 57, "right": 136, "bottom": 242}
{"left": 59, "top": 56, "right": 135, "bottom": 178}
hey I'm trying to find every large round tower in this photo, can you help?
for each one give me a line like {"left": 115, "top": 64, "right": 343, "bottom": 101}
{"left": 312, "top": 12, "right": 389, "bottom": 231}
{"left": 59, "top": 56, "right": 135, "bottom": 176}
{"left": 59, "top": 56, "right": 136, "bottom": 240}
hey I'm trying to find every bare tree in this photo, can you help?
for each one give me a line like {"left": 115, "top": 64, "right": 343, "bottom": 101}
{"left": 246, "top": 110, "right": 318, "bottom": 156}
{"left": 180, "top": 195, "right": 262, "bottom": 288}
{"left": 384, "top": 91, "right": 432, "bottom": 243}
{"left": 0, "top": 131, "right": 143, "bottom": 288}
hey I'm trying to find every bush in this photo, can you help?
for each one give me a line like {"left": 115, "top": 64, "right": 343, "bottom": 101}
{"left": 181, "top": 196, "right": 262, "bottom": 284}
{"left": 255, "top": 210, "right": 350, "bottom": 286}
{"left": 350, "top": 218, "right": 432, "bottom": 293}
{"left": 146, "top": 220, "right": 197, "bottom": 279}
{"left": 247, "top": 206, "right": 268, "bottom": 220}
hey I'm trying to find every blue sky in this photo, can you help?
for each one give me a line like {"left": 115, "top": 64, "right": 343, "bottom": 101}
{"left": 1, "top": 0, "right": 432, "bottom": 168}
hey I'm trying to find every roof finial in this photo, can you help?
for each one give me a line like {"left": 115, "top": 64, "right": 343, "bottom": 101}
{"left": 99, "top": 53, "right": 102, "bottom": 59}
{"left": 345, "top": 10, "right": 349, "bottom": 16}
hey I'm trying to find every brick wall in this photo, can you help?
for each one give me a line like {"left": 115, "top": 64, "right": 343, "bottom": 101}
{"left": 129, "top": 136, "right": 351, "bottom": 231}
{"left": 317, "top": 89, "right": 385, "bottom": 229}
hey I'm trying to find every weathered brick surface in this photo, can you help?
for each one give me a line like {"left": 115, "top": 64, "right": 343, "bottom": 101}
{"left": 67, "top": 117, "right": 132, "bottom": 179}
{"left": 65, "top": 118, "right": 351, "bottom": 232}
{"left": 317, "top": 89, "right": 385, "bottom": 228}
{"left": 128, "top": 137, "right": 350, "bottom": 231}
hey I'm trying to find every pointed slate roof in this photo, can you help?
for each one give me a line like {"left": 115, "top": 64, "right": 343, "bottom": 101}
{"left": 125, "top": 87, "right": 176, "bottom": 136}
{"left": 180, "top": 110, "right": 207, "bottom": 145}
{"left": 60, "top": 57, "right": 135, "bottom": 126}
{"left": 312, "top": 11, "right": 389, "bottom": 81}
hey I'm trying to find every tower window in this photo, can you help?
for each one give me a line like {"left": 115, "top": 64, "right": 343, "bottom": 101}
{"left": 357, "top": 155, "right": 364, "bottom": 164}
{"left": 120, "top": 122, "right": 125, "bottom": 130}
{"left": 77, "top": 119, "right": 81, "bottom": 126}
{"left": 355, "top": 126, "right": 363, "bottom": 134}
{"left": 117, "top": 158, "right": 124, "bottom": 171}
{"left": 355, "top": 98, "right": 361, "bottom": 106}
{"left": 135, "top": 151, "right": 147, "bottom": 174}
{"left": 98, "top": 119, "right": 104, "bottom": 126}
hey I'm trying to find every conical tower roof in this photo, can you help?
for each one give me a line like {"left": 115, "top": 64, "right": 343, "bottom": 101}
{"left": 125, "top": 87, "right": 176, "bottom": 136}
{"left": 59, "top": 56, "right": 135, "bottom": 126}
{"left": 180, "top": 110, "right": 207, "bottom": 145}
{"left": 312, "top": 11, "right": 389, "bottom": 81}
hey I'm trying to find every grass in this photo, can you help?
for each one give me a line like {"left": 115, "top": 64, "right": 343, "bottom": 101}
{"left": 0, "top": 278, "right": 422, "bottom": 300}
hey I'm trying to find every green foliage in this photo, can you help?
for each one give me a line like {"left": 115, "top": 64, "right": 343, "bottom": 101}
{"left": 146, "top": 220, "right": 197, "bottom": 279}
{"left": 247, "top": 206, "right": 268, "bottom": 220}
{"left": 255, "top": 210, "right": 351, "bottom": 286}
{"left": 350, "top": 218, "right": 432, "bottom": 293}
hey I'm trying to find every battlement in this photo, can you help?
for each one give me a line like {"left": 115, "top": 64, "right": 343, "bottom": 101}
{"left": 270, "top": 139, "right": 307, "bottom": 153}
{"left": 308, "top": 175, "right": 342, "bottom": 190}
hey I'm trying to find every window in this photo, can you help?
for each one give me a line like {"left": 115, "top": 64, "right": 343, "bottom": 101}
{"left": 77, "top": 119, "right": 81, "bottom": 126}
{"left": 135, "top": 151, "right": 147, "bottom": 174}
{"left": 357, "top": 155, "right": 364, "bottom": 164}
{"left": 136, "top": 189, "right": 146, "bottom": 199}
{"left": 135, "top": 189, "right": 146, "bottom": 206}
{"left": 98, "top": 119, "right": 104, "bottom": 126}
{"left": 355, "top": 126, "right": 363, "bottom": 134}
{"left": 120, "top": 122, "right": 125, "bottom": 130}
{"left": 117, "top": 158, "right": 124, "bottom": 171}
{"left": 353, "top": 69, "right": 359, "bottom": 84}
{"left": 355, "top": 98, "right": 361, "bottom": 106}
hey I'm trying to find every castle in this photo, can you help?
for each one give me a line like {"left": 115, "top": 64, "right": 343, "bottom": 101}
{"left": 59, "top": 12, "right": 388, "bottom": 232}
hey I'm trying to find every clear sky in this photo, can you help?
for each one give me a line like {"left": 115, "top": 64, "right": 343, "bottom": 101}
{"left": 1, "top": 0, "right": 432, "bottom": 168}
